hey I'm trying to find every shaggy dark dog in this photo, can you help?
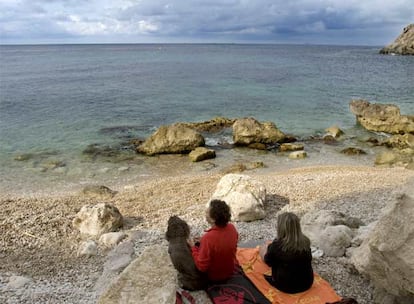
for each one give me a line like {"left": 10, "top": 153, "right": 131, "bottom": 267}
{"left": 166, "top": 215, "right": 207, "bottom": 291}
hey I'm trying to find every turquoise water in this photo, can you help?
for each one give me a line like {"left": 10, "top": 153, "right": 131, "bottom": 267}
{"left": 0, "top": 44, "right": 413, "bottom": 194}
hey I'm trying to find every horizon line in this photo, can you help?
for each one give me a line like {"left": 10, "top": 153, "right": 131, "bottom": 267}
{"left": 0, "top": 41, "right": 384, "bottom": 48}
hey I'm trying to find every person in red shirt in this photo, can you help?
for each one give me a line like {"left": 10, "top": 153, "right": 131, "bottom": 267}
{"left": 188, "top": 199, "right": 239, "bottom": 282}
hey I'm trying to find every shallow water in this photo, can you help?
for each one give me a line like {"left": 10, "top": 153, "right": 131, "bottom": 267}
{"left": 0, "top": 125, "right": 389, "bottom": 197}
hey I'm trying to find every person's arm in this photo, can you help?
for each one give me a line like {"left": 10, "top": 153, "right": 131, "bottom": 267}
{"left": 263, "top": 241, "right": 277, "bottom": 266}
{"left": 191, "top": 234, "right": 211, "bottom": 272}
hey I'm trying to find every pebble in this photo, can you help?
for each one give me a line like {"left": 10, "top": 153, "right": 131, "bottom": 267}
{"left": 99, "top": 232, "right": 127, "bottom": 247}
{"left": 77, "top": 240, "right": 98, "bottom": 257}
{"left": 6, "top": 276, "right": 32, "bottom": 290}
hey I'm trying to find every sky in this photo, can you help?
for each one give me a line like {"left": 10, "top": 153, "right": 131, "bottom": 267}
{"left": 0, "top": 0, "right": 413, "bottom": 45}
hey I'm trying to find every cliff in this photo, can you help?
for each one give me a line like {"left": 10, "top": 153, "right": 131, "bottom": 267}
{"left": 380, "top": 24, "right": 414, "bottom": 55}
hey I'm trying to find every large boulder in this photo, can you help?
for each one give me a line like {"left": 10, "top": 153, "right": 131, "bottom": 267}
{"left": 349, "top": 99, "right": 414, "bottom": 134}
{"left": 318, "top": 225, "right": 353, "bottom": 257}
{"left": 380, "top": 24, "right": 414, "bottom": 55}
{"left": 232, "top": 117, "right": 285, "bottom": 146}
{"left": 137, "top": 124, "right": 205, "bottom": 155}
{"left": 301, "top": 210, "right": 362, "bottom": 257}
{"left": 73, "top": 203, "right": 123, "bottom": 237}
{"left": 351, "top": 179, "right": 414, "bottom": 303}
{"left": 98, "top": 244, "right": 177, "bottom": 304}
{"left": 210, "top": 174, "right": 266, "bottom": 222}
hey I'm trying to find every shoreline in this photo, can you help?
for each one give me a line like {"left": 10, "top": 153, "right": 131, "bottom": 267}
{"left": 1, "top": 163, "right": 414, "bottom": 303}
{"left": 0, "top": 131, "right": 390, "bottom": 198}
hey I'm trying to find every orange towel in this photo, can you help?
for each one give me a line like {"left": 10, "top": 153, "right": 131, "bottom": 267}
{"left": 236, "top": 247, "right": 342, "bottom": 304}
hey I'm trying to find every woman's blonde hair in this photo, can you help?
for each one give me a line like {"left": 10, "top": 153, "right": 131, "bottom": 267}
{"left": 277, "top": 212, "right": 310, "bottom": 252}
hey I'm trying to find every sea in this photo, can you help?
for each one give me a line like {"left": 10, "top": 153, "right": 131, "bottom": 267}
{"left": 1, "top": 44, "right": 413, "bottom": 195}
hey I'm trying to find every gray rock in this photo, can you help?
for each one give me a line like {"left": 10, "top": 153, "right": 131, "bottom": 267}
{"left": 98, "top": 244, "right": 177, "bottom": 304}
{"left": 78, "top": 240, "right": 98, "bottom": 257}
{"left": 107, "top": 255, "right": 132, "bottom": 273}
{"left": 73, "top": 203, "right": 123, "bottom": 237}
{"left": 95, "top": 240, "right": 136, "bottom": 297}
{"left": 99, "top": 232, "right": 127, "bottom": 248}
{"left": 311, "top": 246, "right": 324, "bottom": 258}
{"left": 351, "top": 222, "right": 376, "bottom": 247}
{"left": 319, "top": 225, "right": 353, "bottom": 257}
{"left": 107, "top": 240, "right": 135, "bottom": 264}
{"left": 301, "top": 210, "right": 360, "bottom": 256}
{"left": 351, "top": 179, "right": 414, "bottom": 302}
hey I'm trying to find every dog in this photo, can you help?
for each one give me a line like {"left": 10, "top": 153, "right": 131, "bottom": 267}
{"left": 166, "top": 215, "right": 207, "bottom": 290}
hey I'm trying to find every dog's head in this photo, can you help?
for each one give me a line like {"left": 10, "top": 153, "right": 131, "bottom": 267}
{"left": 166, "top": 215, "right": 190, "bottom": 241}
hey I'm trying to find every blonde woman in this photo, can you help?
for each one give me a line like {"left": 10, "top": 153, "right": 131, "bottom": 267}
{"left": 260, "top": 212, "right": 313, "bottom": 293}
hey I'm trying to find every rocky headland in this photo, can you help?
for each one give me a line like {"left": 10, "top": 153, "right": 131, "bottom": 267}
{"left": 380, "top": 24, "right": 414, "bottom": 55}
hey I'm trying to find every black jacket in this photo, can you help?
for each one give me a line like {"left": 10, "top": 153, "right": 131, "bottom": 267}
{"left": 264, "top": 239, "right": 314, "bottom": 293}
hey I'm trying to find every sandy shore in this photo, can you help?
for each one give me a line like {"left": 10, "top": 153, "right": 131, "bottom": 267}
{"left": 1, "top": 164, "right": 413, "bottom": 303}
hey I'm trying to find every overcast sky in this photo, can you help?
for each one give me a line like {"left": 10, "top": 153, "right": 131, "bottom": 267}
{"left": 0, "top": 0, "right": 413, "bottom": 45}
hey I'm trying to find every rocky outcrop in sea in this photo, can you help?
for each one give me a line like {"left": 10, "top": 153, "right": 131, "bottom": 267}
{"left": 349, "top": 99, "right": 414, "bottom": 134}
{"left": 380, "top": 24, "right": 414, "bottom": 55}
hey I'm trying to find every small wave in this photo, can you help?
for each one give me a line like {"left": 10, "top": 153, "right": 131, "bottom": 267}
{"left": 99, "top": 125, "right": 154, "bottom": 135}
{"left": 204, "top": 135, "right": 234, "bottom": 147}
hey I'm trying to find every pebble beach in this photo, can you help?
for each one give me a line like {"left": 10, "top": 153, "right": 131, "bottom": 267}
{"left": 1, "top": 161, "right": 413, "bottom": 303}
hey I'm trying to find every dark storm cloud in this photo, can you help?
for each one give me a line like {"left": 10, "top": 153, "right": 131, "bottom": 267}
{"left": 0, "top": 0, "right": 413, "bottom": 44}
